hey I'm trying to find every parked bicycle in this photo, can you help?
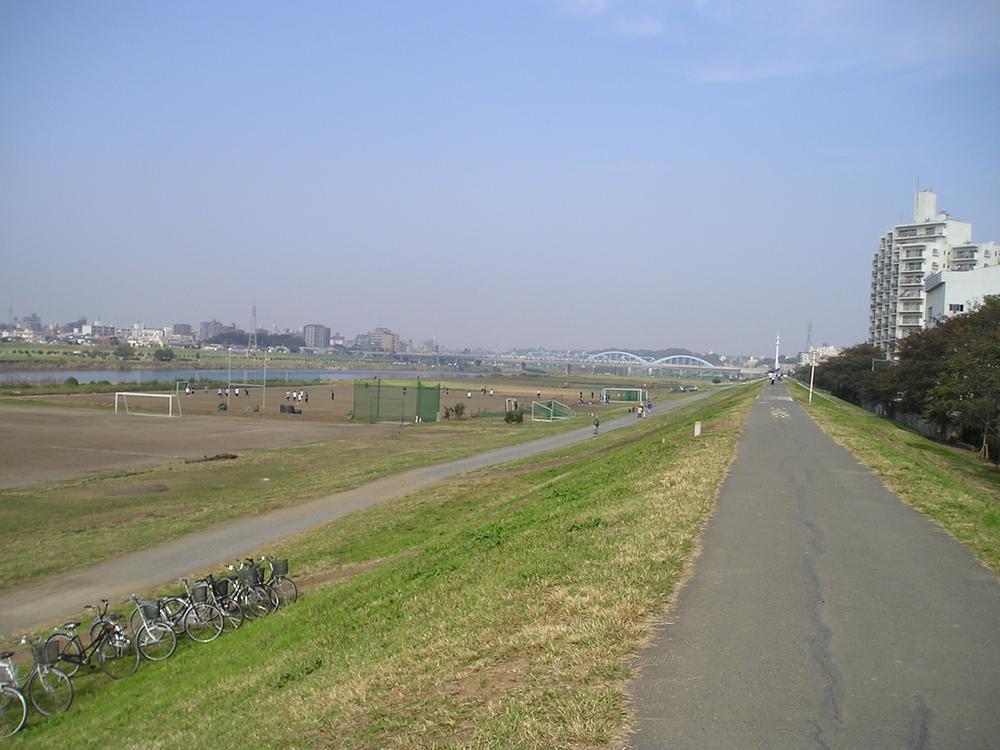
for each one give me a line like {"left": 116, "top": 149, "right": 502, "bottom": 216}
{"left": 160, "top": 579, "right": 224, "bottom": 643}
{"left": 0, "top": 634, "right": 73, "bottom": 736}
{"left": 202, "top": 574, "right": 245, "bottom": 631}
{"left": 259, "top": 556, "right": 298, "bottom": 607}
{"left": 46, "top": 599, "right": 140, "bottom": 680}
{"left": 227, "top": 560, "right": 278, "bottom": 619}
{"left": 127, "top": 595, "right": 177, "bottom": 661}
{"left": 0, "top": 652, "right": 27, "bottom": 739}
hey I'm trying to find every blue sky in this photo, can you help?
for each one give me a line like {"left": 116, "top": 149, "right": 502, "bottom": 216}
{"left": 2, "top": 0, "right": 998, "bottom": 354}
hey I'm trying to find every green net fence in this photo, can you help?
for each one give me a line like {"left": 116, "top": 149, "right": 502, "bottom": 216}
{"left": 602, "top": 388, "right": 648, "bottom": 403}
{"left": 351, "top": 380, "right": 440, "bottom": 423}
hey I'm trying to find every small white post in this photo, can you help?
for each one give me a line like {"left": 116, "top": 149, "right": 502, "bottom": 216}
{"left": 694, "top": 421, "right": 702, "bottom": 437}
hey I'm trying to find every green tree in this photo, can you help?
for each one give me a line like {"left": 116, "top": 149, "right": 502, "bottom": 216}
{"left": 920, "top": 296, "right": 1000, "bottom": 462}
{"left": 153, "top": 348, "right": 175, "bottom": 362}
{"left": 812, "top": 343, "right": 886, "bottom": 407}
{"left": 114, "top": 343, "right": 135, "bottom": 360}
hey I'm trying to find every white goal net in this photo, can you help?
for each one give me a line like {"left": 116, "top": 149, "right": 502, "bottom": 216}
{"left": 114, "top": 392, "right": 181, "bottom": 417}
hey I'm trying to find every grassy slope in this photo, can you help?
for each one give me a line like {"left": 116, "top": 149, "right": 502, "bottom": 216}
{"left": 12, "top": 385, "right": 759, "bottom": 749}
{"left": 0, "top": 411, "right": 631, "bottom": 589}
{"left": 789, "top": 380, "right": 999, "bottom": 576}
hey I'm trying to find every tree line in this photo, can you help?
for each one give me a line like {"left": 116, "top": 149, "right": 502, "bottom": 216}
{"left": 799, "top": 295, "right": 999, "bottom": 463}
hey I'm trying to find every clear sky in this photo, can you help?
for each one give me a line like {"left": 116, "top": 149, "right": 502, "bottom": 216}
{"left": 2, "top": 0, "right": 998, "bottom": 355}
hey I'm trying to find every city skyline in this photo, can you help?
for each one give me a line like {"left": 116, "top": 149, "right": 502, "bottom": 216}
{"left": 3, "top": 1, "right": 999, "bottom": 354}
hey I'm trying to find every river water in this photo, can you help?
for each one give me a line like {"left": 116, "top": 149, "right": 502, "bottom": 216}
{"left": 0, "top": 368, "right": 469, "bottom": 385}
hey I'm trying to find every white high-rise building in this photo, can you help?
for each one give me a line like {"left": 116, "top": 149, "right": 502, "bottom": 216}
{"left": 869, "top": 191, "right": 997, "bottom": 356}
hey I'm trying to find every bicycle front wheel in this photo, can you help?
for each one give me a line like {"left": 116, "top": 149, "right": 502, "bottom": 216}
{"left": 238, "top": 588, "right": 270, "bottom": 619}
{"left": 218, "top": 596, "right": 245, "bottom": 630}
{"left": 0, "top": 685, "right": 27, "bottom": 739}
{"left": 184, "top": 604, "right": 224, "bottom": 643}
{"left": 274, "top": 577, "right": 298, "bottom": 607}
{"left": 137, "top": 623, "right": 177, "bottom": 661}
{"left": 45, "top": 632, "right": 83, "bottom": 678}
{"left": 98, "top": 631, "right": 140, "bottom": 679}
{"left": 27, "top": 667, "right": 73, "bottom": 716}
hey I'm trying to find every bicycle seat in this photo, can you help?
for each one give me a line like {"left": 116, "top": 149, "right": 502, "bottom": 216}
{"left": 0, "top": 650, "right": 13, "bottom": 659}
{"left": 63, "top": 621, "right": 81, "bottom": 629}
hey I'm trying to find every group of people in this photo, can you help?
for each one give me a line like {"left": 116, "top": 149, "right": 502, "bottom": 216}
{"left": 285, "top": 390, "right": 308, "bottom": 403}
{"left": 213, "top": 386, "right": 251, "bottom": 398}
{"left": 631, "top": 401, "right": 654, "bottom": 419}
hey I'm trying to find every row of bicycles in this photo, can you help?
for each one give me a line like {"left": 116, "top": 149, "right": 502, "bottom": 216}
{"left": 0, "top": 556, "right": 297, "bottom": 739}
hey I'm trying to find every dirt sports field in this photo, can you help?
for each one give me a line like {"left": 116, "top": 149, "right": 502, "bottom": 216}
{"left": 13, "top": 380, "right": 624, "bottom": 423}
{"left": 0, "top": 403, "right": 381, "bottom": 489}
{"left": 0, "top": 380, "right": 636, "bottom": 488}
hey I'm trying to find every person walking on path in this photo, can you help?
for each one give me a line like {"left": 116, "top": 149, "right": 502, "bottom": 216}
{"left": 593, "top": 415, "right": 600, "bottom": 435}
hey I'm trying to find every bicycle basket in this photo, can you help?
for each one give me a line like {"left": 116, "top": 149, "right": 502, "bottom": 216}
{"left": 139, "top": 601, "right": 160, "bottom": 620}
{"left": 237, "top": 568, "right": 257, "bottom": 587}
{"left": 272, "top": 559, "right": 289, "bottom": 576}
{"left": 191, "top": 584, "right": 210, "bottom": 604}
{"left": 34, "top": 640, "right": 60, "bottom": 667}
{"left": 211, "top": 579, "right": 229, "bottom": 597}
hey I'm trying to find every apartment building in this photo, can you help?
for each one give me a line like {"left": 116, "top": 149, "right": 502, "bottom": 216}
{"left": 869, "top": 191, "right": 997, "bottom": 356}
{"left": 303, "top": 323, "right": 331, "bottom": 349}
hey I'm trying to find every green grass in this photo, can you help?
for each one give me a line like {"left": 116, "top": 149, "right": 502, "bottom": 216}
{"left": 9, "top": 385, "right": 760, "bottom": 749}
{"left": 0, "top": 406, "right": 632, "bottom": 590}
{"left": 789, "top": 380, "right": 1000, "bottom": 576}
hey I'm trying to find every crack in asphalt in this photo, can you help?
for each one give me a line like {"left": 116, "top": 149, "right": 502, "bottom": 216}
{"left": 911, "top": 695, "right": 932, "bottom": 750}
{"left": 777, "top": 423, "right": 844, "bottom": 747}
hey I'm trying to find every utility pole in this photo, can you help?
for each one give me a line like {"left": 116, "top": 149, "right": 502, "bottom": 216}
{"left": 808, "top": 351, "right": 817, "bottom": 404}
{"left": 247, "top": 303, "right": 257, "bottom": 354}
{"left": 774, "top": 333, "right": 780, "bottom": 371}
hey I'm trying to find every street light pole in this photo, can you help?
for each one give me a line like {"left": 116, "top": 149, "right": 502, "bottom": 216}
{"left": 808, "top": 352, "right": 817, "bottom": 404}
{"left": 227, "top": 348, "right": 232, "bottom": 411}
{"left": 263, "top": 349, "right": 267, "bottom": 409}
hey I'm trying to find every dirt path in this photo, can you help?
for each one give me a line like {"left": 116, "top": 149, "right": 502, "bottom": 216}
{"left": 0, "top": 392, "right": 710, "bottom": 636}
{"left": 627, "top": 385, "right": 1000, "bottom": 749}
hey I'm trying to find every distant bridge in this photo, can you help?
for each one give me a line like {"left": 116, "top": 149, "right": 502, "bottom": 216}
{"left": 369, "top": 349, "right": 763, "bottom": 376}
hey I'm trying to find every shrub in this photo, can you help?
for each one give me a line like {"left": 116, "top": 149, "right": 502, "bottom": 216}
{"left": 64, "top": 377, "right": 79, "bottom": 387}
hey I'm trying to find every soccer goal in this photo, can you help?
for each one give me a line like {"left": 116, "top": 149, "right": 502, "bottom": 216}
{"left": 505, "top": 397, "right": 520, "bottom": 412}
{"left": 601, "top": 387, "right": 648, "bottom": 404}
{"left": 115, "top": 392, "right": 181, "bottom": 417}
{"left": 531, "top": 399, "right": 574, "bottom": 422}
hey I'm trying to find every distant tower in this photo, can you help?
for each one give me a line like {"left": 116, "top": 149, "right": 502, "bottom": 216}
{"left": 805, "top": 321, "right": 813, "bottom": 352}
{"left": 248, "top": 303, "right": 258, "bottom": 352}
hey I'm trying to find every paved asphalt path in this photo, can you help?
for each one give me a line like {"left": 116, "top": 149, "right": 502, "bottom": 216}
{"left": 0, "top": 391, "right": 712, "bottom": 636}
{"left": 628, "top": 384, "right": 1000, "bottom": 749}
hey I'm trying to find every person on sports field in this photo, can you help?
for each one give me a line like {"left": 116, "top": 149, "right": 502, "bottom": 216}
{"left": 593, "top": 415, "right": 600, "bottom": 435}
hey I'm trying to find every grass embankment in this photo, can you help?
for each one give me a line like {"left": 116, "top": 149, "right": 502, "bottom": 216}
{"left": 789, "top": 380, "right": 1000, "bottom": 576}
{"left": 0, "top": 410, "right": 634, "bottom": 589}
{"left": 12, "top": 385, "right": 759, "bottom": 749}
